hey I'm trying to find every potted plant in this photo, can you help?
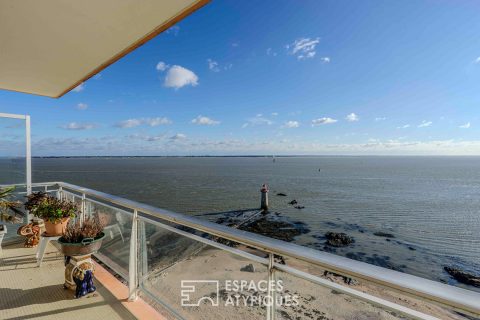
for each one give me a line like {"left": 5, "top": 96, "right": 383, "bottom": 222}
{"left": 24, "top": 192, "right": 77, "bottom": 236}
{"left": 58, "top": 216, "right": 105, "bottom": 256}
{"left": 0, "top": 186, "right": 21, "bottom": 223}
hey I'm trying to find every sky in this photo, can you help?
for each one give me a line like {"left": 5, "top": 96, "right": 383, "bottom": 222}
{"left": 2, "top": 0, "right": 480, "bottom": 156}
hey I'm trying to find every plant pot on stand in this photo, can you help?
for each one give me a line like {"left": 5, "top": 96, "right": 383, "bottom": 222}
{"left": 44, "top": 217, "right": 70, "bottom": 236}
{"left": 59, "top": 217, "right": 105, "bottom": 298}
{"left": 24, "top": 192, "right": 77, "bottom": 237}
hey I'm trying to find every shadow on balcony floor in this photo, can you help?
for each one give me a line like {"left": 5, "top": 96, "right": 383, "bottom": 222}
{"left": 0, "top": 241, "right": 136, "bottom": 320}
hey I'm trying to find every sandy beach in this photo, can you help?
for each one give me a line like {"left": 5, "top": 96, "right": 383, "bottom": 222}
{"left": 140, "top": 244, "right": 468, "bottom": 320}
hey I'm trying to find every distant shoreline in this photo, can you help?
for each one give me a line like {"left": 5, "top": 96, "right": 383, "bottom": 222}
{"left": 2, "top": 155, "right": 480, "bottom": 159}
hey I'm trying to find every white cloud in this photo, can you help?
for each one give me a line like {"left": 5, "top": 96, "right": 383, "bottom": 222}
{"left": 61, "top": 122, "right": 96, "bottom": 130}
{"left": 166, "top": 25, "right": 180, "bottom": 36}
{"left": 312, "top": 117, "right": 337, "bottom": 126}
{"left": 144, "top": 117, "right": 172, "bottom": 126}
{"left": 156, "top": 61, "right": 169, "bottom": 71}
{"left": 128, "top": 133, "right": 167, "bottom": 142}
{"left": 283, "top": 121, "right": 300, "bottom": 128}
{"left": 207, "top": 59, "right": 220, "bottom": 72}
{"left": 206, "top": 59, "right": 232, "bottom": 72}
{"left": 346, "top": 113, "right": 359, "bottom": 122}
{"left": 271, "top": 112, "right": 278, "bottom": 116}
{"left": 143, "top": 135, "right": 165, "bottom": 142}
{"left": 27, "top": 136, "right": 480, "bottom": 156}
{"left": 266, "top": 48, "right": 277, "bottom": 56}
{"left": 418, "top": 120, "right": 432, "bottom": 128}
{"left": 460, "top": 122, "right": 471, "bottom": 129}
{"left": 191, "top": 115, "right": 220, "bottom": 126}
{"left": 286, "top": 37, "right": 320, "bottom": 60}
{"left": 320, "top": 57, "right": 330, "bottom": 63}
{"left": 231, "top": 42, "right": 239, "bottom": 47}
{"left": 76, "top": 103, "right": 88, "bottom": 110}
{"left": 397, "top": 124, "right": 410, "bottom": 129}
{"left": 375, "top": 117, "right": 387, "bottom": 121}
{"left": 242, "top": 115, "right": 273, "bottom": 128}
{"left": 164, "top": 65, "right": 199, "bottom": 89}
{"left": 115, "top": 117, "right": 171, "bottom": 128}
{"left": 93, "top": 73, "right": 102, "bottom": 80}
{"left": 115, "top": 119, "right": 142, "bottom": 128}
{"left": 72, "top": 83, "right": 85, "bottom": 92}
{"left": 170, "top": 133, "right": 187, "bottom": 141}
{"left": 475, "top": 57, "right": 480, "bottom": 64}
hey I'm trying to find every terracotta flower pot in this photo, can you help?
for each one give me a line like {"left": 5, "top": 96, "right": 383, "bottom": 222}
{"left": 44, "top": 217, "right": 70, "bottom": 236}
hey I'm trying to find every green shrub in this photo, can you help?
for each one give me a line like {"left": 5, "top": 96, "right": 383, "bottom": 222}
{"left": 24, "top": 192, "right": 77, "bottom": 223}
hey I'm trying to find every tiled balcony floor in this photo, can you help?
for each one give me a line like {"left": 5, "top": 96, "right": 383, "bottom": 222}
{"left": 0, "top": 241, "right": 137, "bottom": 320}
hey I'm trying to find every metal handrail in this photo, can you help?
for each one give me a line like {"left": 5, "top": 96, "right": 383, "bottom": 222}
{"left": 5, "top": 181, "right": 480, "bottom": 317}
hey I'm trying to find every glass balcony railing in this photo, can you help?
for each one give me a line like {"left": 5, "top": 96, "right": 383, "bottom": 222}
{"left": 1, "top": 181, "right": 479, "bottom": 320}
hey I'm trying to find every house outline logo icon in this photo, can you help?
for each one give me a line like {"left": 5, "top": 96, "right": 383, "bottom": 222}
{"left": 180, "top": 280, "right": 220, "bottom": 307}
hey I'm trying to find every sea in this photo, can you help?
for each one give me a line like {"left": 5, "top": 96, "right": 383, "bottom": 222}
{"left": 1, "top": 156, "right": 479, "bottom": 289}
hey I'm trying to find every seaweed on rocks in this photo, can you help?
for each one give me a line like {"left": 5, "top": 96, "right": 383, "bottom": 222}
{"left": 325, "top": 232, "right": 355, "bottom": 247}
{"left": 239, "top": 217, "right": 309, "bottom": 242}
{"left": 444, "top": 266, "right": 480, "bottom": 287}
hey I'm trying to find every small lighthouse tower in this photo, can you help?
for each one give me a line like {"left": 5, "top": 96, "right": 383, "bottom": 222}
{"left": 260, "top": 184, "right": 269, "bottom": 212}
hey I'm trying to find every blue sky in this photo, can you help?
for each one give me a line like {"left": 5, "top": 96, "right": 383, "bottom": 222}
{"left": 2, "top": 0, "right": 480, "bottom": 156}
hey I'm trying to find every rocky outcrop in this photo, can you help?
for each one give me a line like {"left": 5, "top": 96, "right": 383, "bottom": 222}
{"left": 325, "top": 232, "right": 354, "bottom": 247}
{"left": 240, "top": 263, "right": 255, "bottom": 273}
{"left": 239, "top": 217, "right": 310, "bottom": 242}
{"left": 324, "top": 271, "right": 358, "bottom": 285}
{"left": 444, "top": 267, "right": 480, "bottom": 287}
{"left": 373, "top": 232, "right": 395, "bottom": 238}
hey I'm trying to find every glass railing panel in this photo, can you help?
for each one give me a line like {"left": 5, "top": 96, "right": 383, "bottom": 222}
{"left": 273, "top": 268, "right": 412, "bottom": 320}
{"left": 62, "top": 190, "right": 82, "bottom": 209}
{"left": 1, "top": 185, "right": 27, "bottom": 243}
{"left": 274, "top": 256, "right": 472, "bottom": 320}
{"left": 0, "top": 116, "right": 26, "bottom": 186}
{"left": 138, "top": 217, "right": 268, "bottom": 320}
{"left": 85, "top": 198, "right": 132, "bottom": 279}
{"left": 0, "top": 113, "right": 28, "bottom": 241}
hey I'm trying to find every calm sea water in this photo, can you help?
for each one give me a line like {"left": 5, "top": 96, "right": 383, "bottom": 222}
{"left": 1, "top": 156, "right": 479, "bottom": 288}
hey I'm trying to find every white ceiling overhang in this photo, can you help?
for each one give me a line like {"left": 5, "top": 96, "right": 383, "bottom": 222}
{"left": 0, "top": 0, "right": 208, "bottom": 98}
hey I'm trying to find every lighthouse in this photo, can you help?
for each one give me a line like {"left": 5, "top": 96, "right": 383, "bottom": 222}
{"left": 260, "top": 184, "right": 269, "bottom": 212}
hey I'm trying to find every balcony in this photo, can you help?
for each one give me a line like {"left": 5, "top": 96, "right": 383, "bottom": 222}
{"left": 1, "top": 181, "right": 479, "bottom": 320}
{"left": 0, "top": 241, "right": 158, "bottom": 320}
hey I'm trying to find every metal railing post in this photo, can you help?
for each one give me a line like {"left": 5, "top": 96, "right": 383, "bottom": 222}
{"left": 139, "top": 220, "right": 148, "bottom": 281}
{"left": 80, "top": 193, "right": 86, "bottom": 224}
{"left": 128, "top": 209, "right": 139, "bottom": 301}
{"left": 266, "top": 253, "right": 276, "bottom": 320}
{"left": 57, "top": 186, "right": 63, "bottom": 200}
{"left": 24, "top": 115, "right": 32, "bottom": 224}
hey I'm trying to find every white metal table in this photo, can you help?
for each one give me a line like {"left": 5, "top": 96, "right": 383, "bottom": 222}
{"left": 36, "top": 232, "right": 61, "bottom": 266}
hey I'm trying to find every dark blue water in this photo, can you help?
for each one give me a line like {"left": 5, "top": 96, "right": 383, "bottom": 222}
{"left": 1, "top": 156, "right": 479, "bottom": 288}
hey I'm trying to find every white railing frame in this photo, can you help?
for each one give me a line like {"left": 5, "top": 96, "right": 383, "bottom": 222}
{"left": 0, "top": 113, "right": 31, "bottom": 223}
{"left": 2, "top": 181, "right": 480, "bottom": 319}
